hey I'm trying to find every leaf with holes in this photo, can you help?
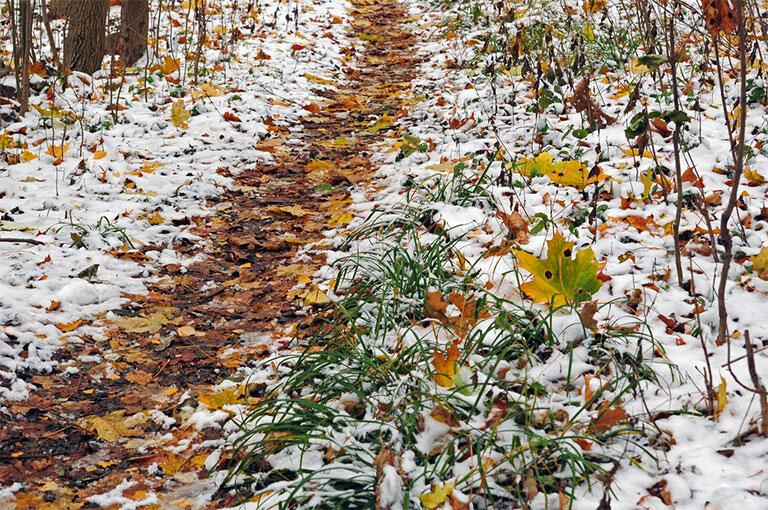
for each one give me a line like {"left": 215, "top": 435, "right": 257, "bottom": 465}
{"left": 513, "top": 232, "right": 602, "bottom": 307}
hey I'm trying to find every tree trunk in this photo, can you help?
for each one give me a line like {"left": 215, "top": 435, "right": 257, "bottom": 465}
{"left": 63, "top": 0, "right": 109, "bottom": 74}
{"left": 120, "top": 0, "right": 148, "bottom": 66}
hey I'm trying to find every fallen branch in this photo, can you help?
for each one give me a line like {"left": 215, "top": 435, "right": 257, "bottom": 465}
{"left": 0, "top": 237, "right": 44, "bottom": 245}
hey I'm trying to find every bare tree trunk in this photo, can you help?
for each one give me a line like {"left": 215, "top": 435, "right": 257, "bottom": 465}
{"left": 47, "top": 0, "right": 70, "bottom": 19}
{"left": 107, "top": 0, "right": 148, "bottom": 66}
{"left": 63, "top": 0, "right": 109, "bottom": 75}
{"left": 18, "top": 0, "right": 32, "bottom": 114}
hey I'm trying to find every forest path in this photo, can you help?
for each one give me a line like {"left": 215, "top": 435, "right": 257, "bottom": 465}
{"left": 1, "top": 0, "right": 417, "bottom": 507}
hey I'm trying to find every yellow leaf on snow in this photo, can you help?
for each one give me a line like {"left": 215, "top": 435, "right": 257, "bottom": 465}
{"left": 21, "top": 150, "right": 38, "bottom": 161}
{"left": 171, "top": 99, "right": 190, "bottom": 128}
{"left": 744, "top": 166, "right": 765, "bottom": 183}
{"left": 750, "top": 246, "right": 768, "bottom": 279}
{"left": 513, "top": 152, "right": 606, "bottom": 190}
{"left": 363, "top": 113, "right": 394, "bottom": 134}
{"left": 160, "top": 55, "right": 180, "bottom": 75}
{"left": 191, "top": 82, "right": 223, "bottom": 101}
{"left": 45, "top": 143, "right": 69, "bottom": 159}
{"left": 419, "top": 483, "right": 454, "bottom": 510}
{"left": 715, "top": 377, "right": 728, "bottom": 420}
{"left": 146, "top": 212, "right": 165, "bottom": 225}
{"left": 303, "top": 73, "right": 335, "bottom": 86}
{"left": 56, "top": 319, "right": 85, "bottom": 332}
{"left": 512, "top": 232, "right": 602, "bottom": 308}
{"left": 640, "top": 170, "right": 654, "bottom": 199}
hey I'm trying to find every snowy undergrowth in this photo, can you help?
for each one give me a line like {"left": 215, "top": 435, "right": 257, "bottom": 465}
{"left": 0, "top": 0, "right": 350, "bottom": 403}
{"left": 221, "top": 164, "right": 669, "bottom": 509}
{"left": 221, "top": 0, "right": 768, "bottom": 508}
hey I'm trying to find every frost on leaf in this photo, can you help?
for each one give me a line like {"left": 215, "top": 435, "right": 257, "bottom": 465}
{"left": 513, "top": 232, "right": 602, "bottom": 308}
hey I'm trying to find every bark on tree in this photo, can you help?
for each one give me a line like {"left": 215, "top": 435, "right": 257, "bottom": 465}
{"left": 107, "top": 0, "right": 149, "bottom": 66}
{"left": 63, "top": 0, "right": 109, "bottom": 75}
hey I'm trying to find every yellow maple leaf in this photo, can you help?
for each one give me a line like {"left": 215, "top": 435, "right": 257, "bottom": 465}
{"left": 160, "top": 55, "right": 180, "bottom": 75}
{"left": 512, "top": 232, "right": 602, "bottom": 308}
{"left": 419, "top": 483, "right": 453, "bottom": 510}
{"left": 114, "top": 308, "right": 179, "bottom": 334}
{"left": 80, "top": 411, "right": 144, "bottom": 442}
{"left": 514, "top": 152, "right": 606, "bottom": 190}
{"left": 21, "top": 150, "right": 38, "bottom": 161}
{"left": 432, "top": 341, "right": 460, "bottom": 388}
{"left": 45, "top": 143, "right": 69, "bottom": 159}
{"left": 171, "top": 99, "right": 190, "bottom": 128}
{"left": 750, "top": 246, "right": 768, "bottom": 280}
{"left": 198, "top": 387, "right": 243, "bottom": 409}
{"left": 302, "top": 285, "right": 330, "bottom": 305}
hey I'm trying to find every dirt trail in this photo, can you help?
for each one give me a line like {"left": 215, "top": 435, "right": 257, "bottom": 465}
{"left": 1, "top": 0, "right": 417, "bottom": 507}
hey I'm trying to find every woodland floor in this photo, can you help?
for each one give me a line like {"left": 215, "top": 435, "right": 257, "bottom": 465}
{"left": 3, "top": 0, "right": 768, "bottom": 508}
{"left": 1, "top": 0, "right": 417, "bottom": 507}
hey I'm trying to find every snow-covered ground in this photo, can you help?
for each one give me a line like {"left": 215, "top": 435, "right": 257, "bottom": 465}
{"left": 2, "top": 0, "right": 768, "bottom": 508}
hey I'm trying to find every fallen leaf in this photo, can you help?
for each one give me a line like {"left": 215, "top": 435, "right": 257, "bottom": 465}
{"left": 589, "top": 402, "right": 629, "bottom": 432}
{"left": 513, "top": 152, "right": 607, "bottom": 190}
{"left": 419, "top": 483, "right": 453, "bottom": 510}
{"left": 750, "top": 246, "right": 768, "bottom": 279}
{"left": 56, "top": 319, "right": 85, "bottom": 332}
{"left": 114, "top": 308, "right": 179, "bottom": 334}
{"left": 433, "top": 340, "right": 460, "bottom": 388}
{"left": 80, "top": 410, "right": 144, "bottom": 442}
{"left": 171, "top": 99, "right": 190, "bottom": 128}
{"left": 513, "top": 232, "right": 602, "bottom": 307}
{"left": 303, "top": 285, "right": 330, "bottom": 305}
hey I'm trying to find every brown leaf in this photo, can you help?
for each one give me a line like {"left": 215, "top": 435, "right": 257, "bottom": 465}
{"left": 569, "top": 77, "right": 616, "bottom": 128}
{"left": 496, "top": 210, "right": 529, "bottom": 243}
{"left": 223, "top": 111, "right": 242, "bottom": 122}
{"left": 590, "top": 402, "right": 629, "bottom": 432}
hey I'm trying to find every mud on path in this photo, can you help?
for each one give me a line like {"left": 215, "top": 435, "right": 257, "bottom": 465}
{"left": 1, "top": 0, "right": 417, "bottom": 507}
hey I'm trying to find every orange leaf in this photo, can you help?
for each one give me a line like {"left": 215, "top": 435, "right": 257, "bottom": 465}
{"left": 223, "top": 111, "right": 242, "bottom": 122}
{"left": 590, "top": 402, "right": 628, "bottom": 432}
{"left": 56, "top": 319, "right": 85, "bottom": 332}
{"left": 432, "top": 340, "right": 460, "bottom": 387}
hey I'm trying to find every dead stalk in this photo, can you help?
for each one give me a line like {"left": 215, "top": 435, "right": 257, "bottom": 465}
{"left": 716, "top": 0, "right": 748, "bottom": 345}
